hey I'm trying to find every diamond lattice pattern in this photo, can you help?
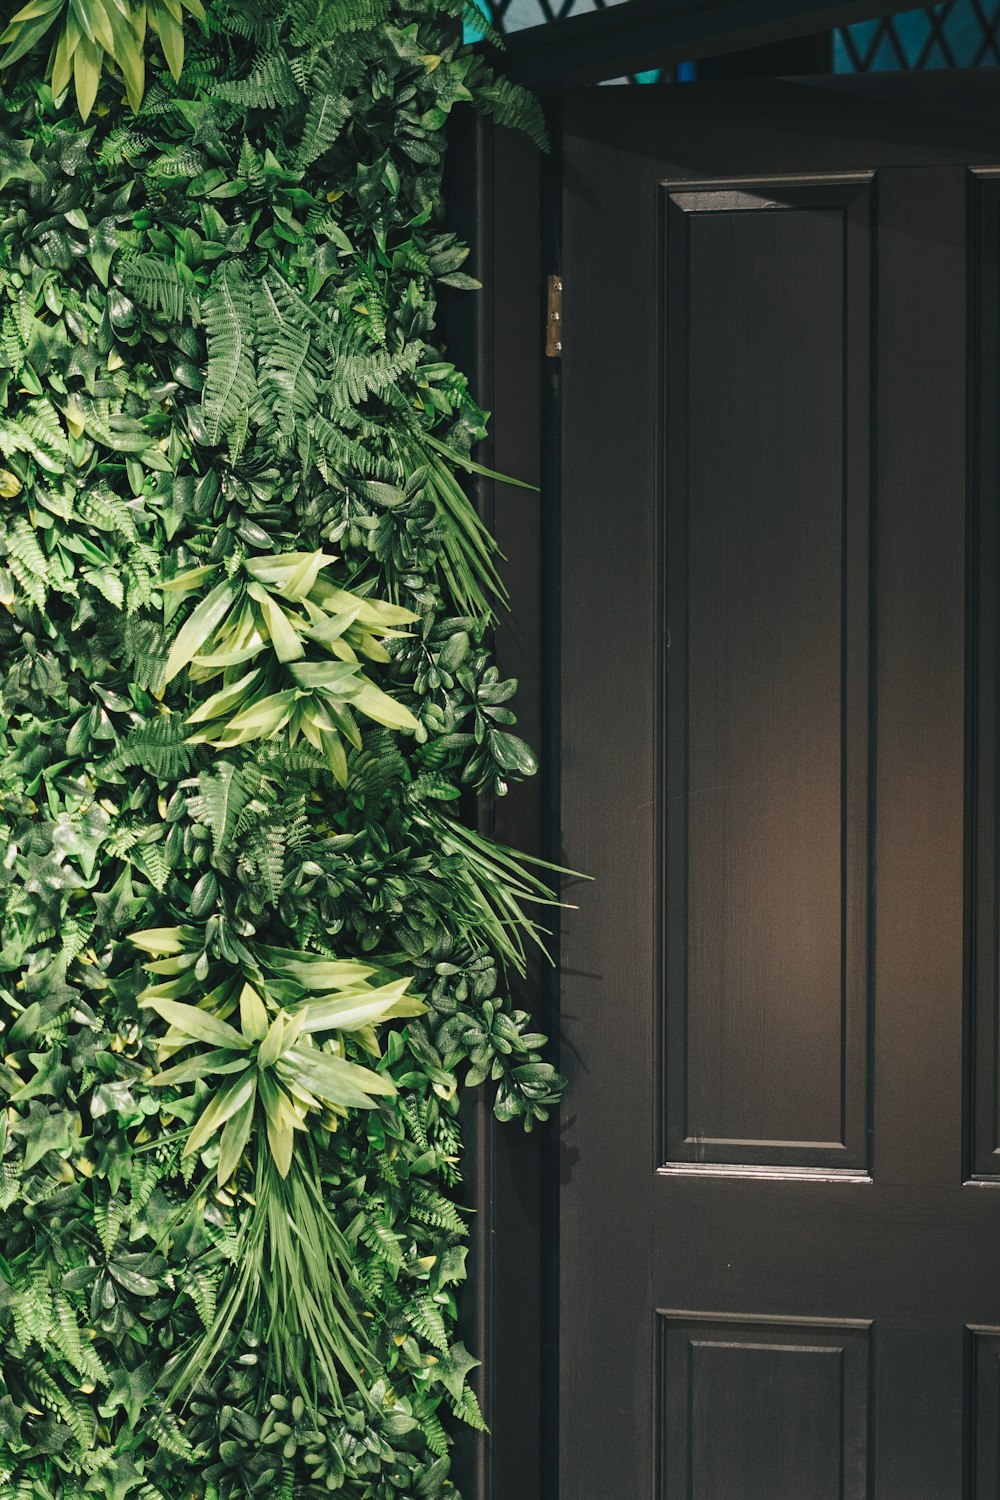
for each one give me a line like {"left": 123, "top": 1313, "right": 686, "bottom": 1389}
{"left": 468, "top": 0, "right": 1000, "bottom": 80}
{"left": 835, "top": 2, "right": 1000, "bottom": 69}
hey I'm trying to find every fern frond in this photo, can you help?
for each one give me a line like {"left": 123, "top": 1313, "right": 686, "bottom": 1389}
{"left": 470, "top": 69, "right": 548, "bottom": 153}
{"left": 326, "top": 324, "right": 420, "bottom": 409}
{"left": 237, "top": 823, "right": 288, "bottom": 905}
{"left": 97, "top": 126, "right": 149, "bottom": 167}
{"left": 449, "top": 1382, "right": 488, "bottom": 1432}
{"left": 23, "top": 1359, "right": 95, "bottom": 1450}
{"left": 52, "top": 1296, "right": 111, "bottom": 1385}
{"left": 122, "top": 616, "right": 170, "bottom": 690}
{"left": 133, "top": 840, "right": 170, "bottom": 890}
{"left": 296, "top": 90, "right": 350, "bottom": 168}
{"left": 4, "top": 517, "right": 50, "bottom": 609}
{"left": 148, "top": 1408, "right": 199, "bottom": 1460}
{"left": 107, "top": 714, "right": 195, "bottom": 780}
{"left": 187, "top": 761, "right": 248, "bottom": 858}
{"left": 144, "top": 145, "right": 208, "bottom": 181}
{"left": 405, "top": 1293, "right": 449, "bottom": 1353}
{"left": 360, "top": 1213, "right": 405, "bottom": 1271}
{"left": 120, "top": 255, "right": 194, "bottom": 324}
{"left": 185, "top": 1267, "right": 220, "bottom": 1331}
{"left": 94, "top": 1193, "right": 128, "bottom": 1257}
{"left": 213, "top": 51, "right": 300, "bottom": 109}
{"left": 409, "top": 1183, "right": 466, "bottom": 1235}
{"left": 254, "top": 276, "right": 324, "bottom": 437}
{"left": 421, "top": 1410, "right": 450, "bottom": 1456}
{"left": 79, "top": 489, "right": 141, "bottom": 543}
{"left": 202, "top": 261, "right": 258, "bottom": 449}
{"left": 292, "top": 0, "right": 390, "bottom": 43}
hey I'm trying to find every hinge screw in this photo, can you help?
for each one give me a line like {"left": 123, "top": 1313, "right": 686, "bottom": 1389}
{"left": 546, "top": 274, "right": 564, "bottom": 358}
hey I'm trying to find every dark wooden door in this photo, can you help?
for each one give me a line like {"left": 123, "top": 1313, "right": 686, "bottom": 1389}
{"left": 559, "top": 73, "right": 1000, "bottom": 1499}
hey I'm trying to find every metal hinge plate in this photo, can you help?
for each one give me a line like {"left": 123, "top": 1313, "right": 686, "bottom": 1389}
{"left": 546, "top": 274, "right": 563, "bottom": 357}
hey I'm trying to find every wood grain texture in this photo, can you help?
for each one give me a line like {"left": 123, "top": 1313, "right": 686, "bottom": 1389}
{"left": 443, "top": 116, "right": 547, "bottom": 1500}
{"left": 662, "top": 180, "right": 872, "bottom": 1169}
{"left": 503, "top": 0, "right": 914, "bottom": 88}
{"left": 659, "top": 1314, "right": 871, "bottom": 1500}
{"left": 560, "top": 74, "right": 1000, "bottom": 1500}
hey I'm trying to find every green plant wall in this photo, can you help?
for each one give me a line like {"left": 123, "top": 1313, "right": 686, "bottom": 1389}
{"left": 0, "top": 2, "right": 561, "bottom": 1494}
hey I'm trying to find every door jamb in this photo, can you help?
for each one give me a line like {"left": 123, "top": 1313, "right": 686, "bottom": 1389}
{"left": 444, "top": 112, "right": 557, "bottom": 1500}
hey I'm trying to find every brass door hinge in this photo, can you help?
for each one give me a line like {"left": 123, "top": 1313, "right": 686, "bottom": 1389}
{"left": 546, "top": 274, "right": 563, "bottom": 357}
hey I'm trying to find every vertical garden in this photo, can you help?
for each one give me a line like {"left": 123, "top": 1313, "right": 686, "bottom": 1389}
{"left": 0, "top": 0, "right": 559, "bottom": 1493}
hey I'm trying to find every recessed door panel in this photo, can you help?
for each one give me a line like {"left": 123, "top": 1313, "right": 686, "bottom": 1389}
{"left": 970, "top": 174, "right": 1000, "bottom": 1181}
{"left": 972, "top": 1329, "right": 1000, "bottom": 1496}
{"left": 560, "top": 75, "right": 1000, "bottom": 1500}
{"left": 659, "top": 1314, "right": 871, "bottom": 1500}
{"left": 662, "top": 181, "right": 873, "bottom": 1170}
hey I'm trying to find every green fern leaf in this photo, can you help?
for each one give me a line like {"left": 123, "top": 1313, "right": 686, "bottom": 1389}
{"left": 405, "top": 1293, "right": 449, "bottom": 1353}
{"left": 202, "top": 261, "right": 258, "bottom": 448}
{"left": 213, "top": 51, "right": 300, "bottom": 109}
{"left": 296, "top": 90, "right": 350, "bottom": 167}
{"left": 421, "top": 1410, "right": 450, "bottom": 1456}
{"left": 254, "top": 276, "right": 324, "bottom": 437}
{"left": 120, "top": 254, "right": 192, "bottom": 324}
{"left": 187, "top": 761, "right": 248, "bottom": 858}
{"left": 107, "top": 715, "right": 195, "bottom": 781}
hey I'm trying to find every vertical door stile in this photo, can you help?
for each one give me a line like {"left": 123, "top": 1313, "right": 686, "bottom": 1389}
{"left": 559, "top": 76, "right": 1000, "bottom": 1500}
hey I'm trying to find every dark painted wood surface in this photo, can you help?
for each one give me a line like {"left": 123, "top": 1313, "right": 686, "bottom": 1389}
{"left": 560, "top": 74, "right": 1000, "bottom": 1499}
{"left": 503, "top": 0, "right": 912, "bottom": 88}
{"left": 443, "top": 116, "right": 550, "bottom": 1500}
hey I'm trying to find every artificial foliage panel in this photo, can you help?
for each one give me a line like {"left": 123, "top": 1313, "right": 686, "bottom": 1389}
{"left": 0, "top": 2, "right": 562, "bottom": 1495}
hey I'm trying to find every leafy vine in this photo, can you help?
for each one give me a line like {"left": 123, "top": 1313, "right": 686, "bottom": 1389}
{"left": 0, "top": 1, "right": 561, "bottom": 1495}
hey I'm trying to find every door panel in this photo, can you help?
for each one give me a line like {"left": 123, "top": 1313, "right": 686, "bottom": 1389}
{"left": 663, "top": 176, "right": 873, "bottom": 1171}
{"left": 559, "top": 74, "right": 1000, "bottom": 1500}
{"left": 972, "top": 174, "right": 1000, "bottom": 1184}
{"left": 659, "top": 1315, "right": 871, "bottom": 1500}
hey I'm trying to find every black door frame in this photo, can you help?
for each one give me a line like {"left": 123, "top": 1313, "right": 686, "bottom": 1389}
{"left": 444, "top": 5, "right": 932, "bottom": 1496}
{"left": 443, "top": 114, "right": 553, "bottom": 1500}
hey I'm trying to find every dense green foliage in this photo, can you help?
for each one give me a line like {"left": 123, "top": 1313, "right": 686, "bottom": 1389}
{"left": 0, "top": 3, "right": 561, "bottom": 1495}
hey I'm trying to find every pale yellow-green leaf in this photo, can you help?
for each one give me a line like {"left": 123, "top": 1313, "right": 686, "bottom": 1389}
{"left": 73, "top": 28, "right": 102, "bottom": 121}
{"left": 252, "top": 586, "right": 305, "bottom": 664}
{"left": 279, "top": 550, "right": 332, "bottom": 603}
{"left": 245, "top": 550, "right": 333, "bottom": 594}
{"left": 257, "top": 1072, "right": 300, "bottom": 1177}
{"left": 68, "top": 0, "right": 96, "bottom": 43}
{"left": 348, "top": 680, "right": 420, "bottom": 733}
{"left": 150, "top": 1048, "right": 250, "bottom": 1088}
{"left": 129, "top": 925, "right": 189, "bottom": 955}
{"left": 257, "top": 1012, "right": 287, "bottom": 1069}
{"left": 161, "top": 578, "right": 237, "bottom": 688}
{"left": 295, "top": 705, "right": 325, "bottom": 757}
{"left": 311, "top": 578, "right": 418, "bottom": 628}
{"left": 51, "top": 13, "right": 79, "bottom": 96}
{"left": 190, "top": 641, "right": 262, "bottom": 672}
{"left": 216, "top": 1090, "right": 255, "bottom": 1185}
{"left": 204, "top": 689, "right": 297, "bottom": 747}
{"left": 239, "top": 983, "right": 269, "bottom": 1044}
{"left": 185, "top": 666, "right": 261, "bottom": 726}
{"left": 150, "top": 0, "right": 183, "bottom": 78}
{"left": 186, "top": 1070, "right": 256, "bottom": 1156}
{"left": 160, "top": 563, "right": 220, "bottom": 593}
{"left": 5, "top": 0, "right": 63, "bottom": 24}
{"left": 295, "top": 980, "right": 424, "bottom": 1034}
{"left": 88, "top": 0, "right": 115, "bottom": 53}
{"left": 140, "top": 996, "right": 248, "bottom": 1052}
{"left": 324, "top": 728, "right": 349, "bottom": 785}
{"left": 279, "top": 1046, "right": 395, "bottom": 1109}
